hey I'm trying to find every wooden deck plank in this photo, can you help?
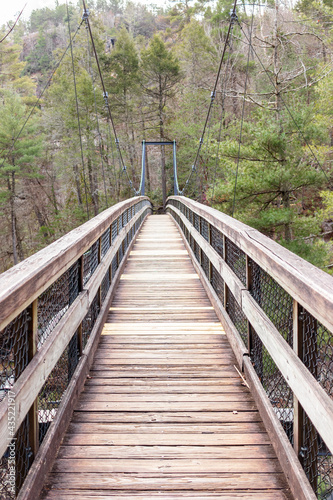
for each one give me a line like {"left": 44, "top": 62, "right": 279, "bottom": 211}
{"left": 41, "top": 215, "right": 293, "bottom": 500}
{"left": 42, "top": 492, "right": 290, "bottom": 500}
{"left": 57, "top": 444, "right": 276, "bottom": 459}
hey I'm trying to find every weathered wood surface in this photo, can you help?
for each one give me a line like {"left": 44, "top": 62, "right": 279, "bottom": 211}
{"left": 41, "top": 215, "right": 292, "bottom": 500}
{"left": 168, "top": 196, "right": 333, "bottom": 335}
{"left": 169, "top": 202, "right": 333, "bottom": 458}
{"left": 0, "top": 196, "right": 149, "bottom": 331}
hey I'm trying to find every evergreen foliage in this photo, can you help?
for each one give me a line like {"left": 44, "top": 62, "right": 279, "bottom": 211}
{"left": 0, "top": 0, "right": 332, "bottom": 272}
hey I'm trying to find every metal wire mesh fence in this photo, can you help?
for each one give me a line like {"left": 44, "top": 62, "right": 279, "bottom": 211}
{"left": 83, "top": 240, "right": 100, "bottom": 286}
{"left": 167, "top": 198, "right": 333, "bottom": 500}
{"left": 299, "top": 309, "right": 333, "bottom": 498}
{"left": 82, "top": 293, "right": 100, "bottom": 350}
{"left": 250, "top": 259, "right": 293, "bottom": 347}
{"left": 0, "top": 309, "right": 29, "bottom": 404}
{"left": 211, "top": 264, "right": 224, "bottom": 304}
{"left": 38, "top": 262, "right": 79, "bottom": 348}
{"left": 0, "top": 199, "right": 151, "bottom": 498}
{"left": 101, "top": 228, "right": 111, "bottom": 258}
{"left": 251, "top": 329, "right": 294, "bottom": 443}
{"left": 0, "top": 410, "right": 31, "bottom": 499}
{"left": 225, "top": 237, "right": 246, "bottom": 287}
{"left": 38, "top": 333, "right": 79, "bottom": 444}
{"left": 211, "top": 226, "right": 224, "bottom": 259}
{"left": 226, "top": 289, "right": 248, "bottom": 345}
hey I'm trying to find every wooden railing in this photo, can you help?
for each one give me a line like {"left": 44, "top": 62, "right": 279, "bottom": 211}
{"left": 167, "top": 196, "right": 333, "bottom": 500}
{"left": 0, "top": 197, "right": 152, "bottom": 499}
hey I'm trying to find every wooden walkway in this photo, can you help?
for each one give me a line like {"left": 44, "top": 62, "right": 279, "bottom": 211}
{"left": 41, "top": 215, "right": 292, "bottom": 499}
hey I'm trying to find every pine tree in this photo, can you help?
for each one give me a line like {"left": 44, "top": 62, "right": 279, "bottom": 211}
{"left": 141, "top": 35, "right": 181, "bottom": 208}
{"left": 0, "top": 90, "right": 42, "bottom": 265}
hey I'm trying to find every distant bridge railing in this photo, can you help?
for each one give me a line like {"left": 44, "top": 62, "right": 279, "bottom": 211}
{"left": 167, "top": 196, "right": 333, "bottom": 500}
{"left": 0, "top": 197, "right": 152, "bottom": 499}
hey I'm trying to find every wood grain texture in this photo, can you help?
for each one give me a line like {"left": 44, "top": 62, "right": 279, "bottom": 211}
{"left": 0, "top": 197, "right": 150, "bottom": 331}
{"left": 40, "top": 215, "right": 292, "bottom": 500}
{"left": 167, "top": 196, "right": 333, "bottom": 334}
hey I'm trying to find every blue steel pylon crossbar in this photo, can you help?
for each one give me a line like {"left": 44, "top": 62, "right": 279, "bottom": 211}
{"left": 139, "top": 140, "right": 179, "bottom": 196}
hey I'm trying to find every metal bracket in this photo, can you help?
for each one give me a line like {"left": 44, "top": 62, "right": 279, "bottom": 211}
{"left": 82, "top": 8, "right": 90, "bottom": 21}
{"left": 230, "top": 9, "right": 238, "bottom": 23}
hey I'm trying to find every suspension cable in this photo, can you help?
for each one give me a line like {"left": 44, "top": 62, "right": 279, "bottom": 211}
{"left": 81, "top": 0, "right": 137, "bottom": 195}
{"left": 67, "top": 1, "right": 90, "bottom": 218}
{"left": 237, "top": 19, "right": 332, "bottom": 187}
{"left": 181, "top": 0, "right": 238, "bottom": 195}
{"left": 85, "top": 21, "right": 109, "bottom": 205}
{"left": 0, "top": 19, "right": 84, "bottom": 170}
{"left": 231, "top": 5, "right": 255, "bottom": 217}
{"left": 212, "top": 32, "right": 234, "bottom": 200}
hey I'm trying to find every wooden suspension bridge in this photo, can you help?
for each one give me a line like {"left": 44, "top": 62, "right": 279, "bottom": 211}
{"left": 0, "top": 196, "right": 332, "bottom": 500}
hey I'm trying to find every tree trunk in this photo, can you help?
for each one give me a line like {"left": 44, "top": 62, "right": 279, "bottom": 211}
{"left": 73, "top": 163, "right": 83, "bottom": 206}
{"left": 141, "top": 109, "right": 150, "bottom": 192}
{"left": 282, "top": 191, "right": 291, "bottom": 241}
{"left": 159, "top": 78, "right": 167, "bottom": 210}
{"left": 273, "top": 0, "right": 282, "bottom": 126}
{"left": 87, "top": 156, "right": 99, "bottom": 216}
{"left": 33, "top": 203, "right": 49, "bottom": 238}
{"left": 9, "top": 172, "right": 18, "bottom": 265}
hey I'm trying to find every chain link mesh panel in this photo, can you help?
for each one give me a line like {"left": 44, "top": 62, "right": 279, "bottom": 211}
{"left": 211, "top": 265, "right": 225, "bottom": 305}
{"left": 250, "top": 259, "right": 293, "bottom": 347}
{"left": 101, "top": 269, "right": 111, "bottom": 304}
{"left": 200, "top": 217, "right": 209, "bottom": 242}
{"left": 38, "top": 332, "right": 79, "bottom": 444}
{"left": 111, "top": 220, "right": 118, "bottom": 243}
{"left": 83, "top": 240, "right": 100, "bottom": 286}
{"left": 225, "top": 237, "right": 246, "bottom": 287}
{"left": 194, "top": 212, "right": 200, "bottom": 233}
{"left": 118, "top": 214, "right": 123, "bottom": 232}
{"left": 0, "top": 201, "right": 150, "bottom": 499}
{"left": 0, "top": 309, "right": 29, "bottom": 404}
{"left": 168, "top": 200, "right": 333, "bottom": 500}
{"left": 298, "top": 309, "right": 333, "bottom": 498}
{"left": 226, "top": 288, "right": 248, "bottom": 345}
{"left": 251, "top": 329, "right": 294, "bottom": 444}
{"left": 38, "top": 262, "right": 79, "bottom": 348}
{"left": 211, "top": 226, "right": 224, "bottom": 259}
{"left": 118, "top": 244, "right": 124, "bottom": 265}
{"left": 0, "top": 413, "right": 31, "bottom": 498}
{"left": 201, "top": 250, "right": 210, "bottom": 278}
{"left": 122, "top": 210, "right": 127, "bottom": 227}
{"left": 101, "top": 228, "right": 111, "bottom": 258}
{"left": 82, "top": 293, "right": 100, "bottom": 350}
{"left": 301, "top": 409, "right": 333, "bottom": 498}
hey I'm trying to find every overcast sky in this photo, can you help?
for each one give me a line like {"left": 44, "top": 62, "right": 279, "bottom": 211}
{"left": 3, "top": 0, "right": 60, "bottom": 25}
{"left": 2, "top": 0, "right": 167, "bottom": 26}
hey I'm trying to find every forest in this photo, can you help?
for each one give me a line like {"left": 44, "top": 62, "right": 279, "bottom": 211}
{"left": 0, "top": 0, "right": 333, "bottom": 273}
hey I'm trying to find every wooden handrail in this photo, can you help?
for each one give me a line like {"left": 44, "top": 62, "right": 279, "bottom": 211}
{"left": 168, "top": 196, "right": 333, "bottom": 333}
{"left": 167, "top": 196, "right": 333, "bottom": 500}
{"left": 0, "top": 197, "right": 151, "bottom": 461}
{"left": 0, "top": 196, "right": 150, "bottom": 332}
